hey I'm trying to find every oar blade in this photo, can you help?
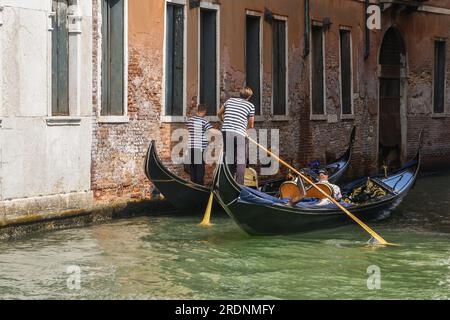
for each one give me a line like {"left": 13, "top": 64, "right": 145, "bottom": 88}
{"left": 200, "top": 192, "right": 214, "bottom": 227}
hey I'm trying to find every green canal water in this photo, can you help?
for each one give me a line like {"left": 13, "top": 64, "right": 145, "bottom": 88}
{"left": 0, "top": 172, "right": 449, "bottom": 300}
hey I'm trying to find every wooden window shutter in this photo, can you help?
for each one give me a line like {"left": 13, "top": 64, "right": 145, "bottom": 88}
{"left": 52, "top": 0, "right": 70, "bottom": 116}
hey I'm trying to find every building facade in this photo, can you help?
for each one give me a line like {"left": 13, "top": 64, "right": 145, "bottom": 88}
{"left": 0, "top": 0, "right": 449, "bottom": 225}
{"left": 0, "top": 0, "right": 93, "bottom": 221}
{"left": 91, "top": 0, "right": 450, "bottom": 205}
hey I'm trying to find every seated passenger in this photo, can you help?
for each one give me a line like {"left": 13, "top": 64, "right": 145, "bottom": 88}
{"left": 316, "top": 169, "right": 343, "bottom": 204}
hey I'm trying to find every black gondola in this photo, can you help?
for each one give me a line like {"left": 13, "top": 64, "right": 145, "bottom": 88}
{"left": 144, "top": 130, "right": 354, "bottom": 214}
{"left": 213, "top": 149, "right": 421, "bottom": 236}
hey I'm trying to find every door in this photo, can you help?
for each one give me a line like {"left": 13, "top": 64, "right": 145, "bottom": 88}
{"left": 378, "top": 27, "right": 405, "bottom": 170}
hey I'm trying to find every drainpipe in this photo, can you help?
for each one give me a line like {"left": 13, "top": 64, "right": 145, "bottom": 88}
{"left": 364, "top": 0, "right": 370, "bottom": 59}
{"left": 303, "top": 0, "right": 310, "bottom": 58}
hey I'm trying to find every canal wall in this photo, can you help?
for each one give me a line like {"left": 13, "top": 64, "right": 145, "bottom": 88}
{"left": 0, "top": 0, "right": 449, "bottom": 239}
{"left": 0, "top": 197, "right": 174, "bottom": 240}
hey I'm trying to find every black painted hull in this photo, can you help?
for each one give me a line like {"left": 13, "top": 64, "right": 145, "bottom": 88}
{"left": 144, "top": 127, "right": 354, "bottom": 214}
{"left": 144, "top": 141, "right": 219, "bottom": 213}
{"left": 214, "top": 151, "right": 420, "bottom": 236}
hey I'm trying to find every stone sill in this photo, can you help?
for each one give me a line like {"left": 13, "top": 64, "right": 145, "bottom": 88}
{"left": 341, "top": 114, "right": 356, "bottom": 120}
{"left": 46, "top": 117, "right": 82, "bottom": 127}
{"left": 270, "top": 115, "right": 291, "bottom": 122}
{"left": 310, "top": 114, "right": 328, "bottom": 121}
{"left": 161, "top": 116, "right": 187, "bottom": 123}
{"left": 431, "top": 113, "right": 448, "bottom": 119}
{"left": 98, "top": 116, "right": 130, "bottom": 124}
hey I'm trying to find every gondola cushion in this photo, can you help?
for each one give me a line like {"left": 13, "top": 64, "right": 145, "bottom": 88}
{"left": 239, "top": 187, "right": 290, "bottom": 205}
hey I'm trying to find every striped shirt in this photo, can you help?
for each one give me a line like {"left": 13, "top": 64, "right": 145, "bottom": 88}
{"left": 221, "top": 98, "right": 255, "bottom": 136}
{"left": 186, "top": 116, "right": 213, "bottom": 150}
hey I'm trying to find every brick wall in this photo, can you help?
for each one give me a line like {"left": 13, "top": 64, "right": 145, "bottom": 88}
{"left": 91, "top": 0, "right": 450, "bottom": 205}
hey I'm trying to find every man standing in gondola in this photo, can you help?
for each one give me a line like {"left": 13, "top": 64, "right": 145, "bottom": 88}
{"left": 218, "top": 87, "right": 255, "bottom": 185}
{"left": 186, "top": 104, "right": 213, "bottom": 186}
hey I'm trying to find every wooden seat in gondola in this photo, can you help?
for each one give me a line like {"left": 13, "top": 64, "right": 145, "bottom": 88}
{"left": 244, "top": 168, "right": 259, "bottom": 189}
{"left": 305, "top": 183, "right": 333, "bottom": 200}
{"left": 280, "top": 181, "right": 333, "bottom": 202}
{"left": 280, "top": 181, "right": 306, "bottom": 201}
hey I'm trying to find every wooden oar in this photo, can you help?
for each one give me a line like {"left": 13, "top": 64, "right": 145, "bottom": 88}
{"left": 199, "top": 148, "right": 224, "bottom": 227}
{"left": 200, "top": 192, "right": 214, "bottom": 227}
{"left": 246, "top": 136, "right": 395, "bottom": 246}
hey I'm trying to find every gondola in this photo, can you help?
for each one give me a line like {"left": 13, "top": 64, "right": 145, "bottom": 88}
{"left": 213, "top": 148, "right": 421, "bottom": 236}
{"left": 144, "top": 141, "right": 216, "bottom": 213}
{"left": 144, "top": 128, "right": 354, "bottom": 213}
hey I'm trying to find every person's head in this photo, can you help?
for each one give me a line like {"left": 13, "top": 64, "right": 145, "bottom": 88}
{"left": 239, "top": 87, "right": 253, "bottom": 101}
{"left": 197, "top": 104, "right": 208, "bottom": 117}
{"left": 318, "top": 169, "right": 329, "bottom": 182}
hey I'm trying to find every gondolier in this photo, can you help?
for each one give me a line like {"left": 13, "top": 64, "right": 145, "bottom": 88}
{"left": 218, "top": 87, "right": 255, "bottom": 185}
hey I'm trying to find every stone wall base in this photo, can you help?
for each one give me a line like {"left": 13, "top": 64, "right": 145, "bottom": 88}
{"left": 0, "top": 192, "right": 175, "bottom": 240}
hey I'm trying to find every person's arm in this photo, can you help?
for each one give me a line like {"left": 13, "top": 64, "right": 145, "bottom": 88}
{"left": 247, "top": 104, "right": 255, "bottom": 129}
{"left": 248, "top": 116, "right": 255, "bottom": 129}
{"left": 217, "top": 105, "right": 225, "bottom": 122}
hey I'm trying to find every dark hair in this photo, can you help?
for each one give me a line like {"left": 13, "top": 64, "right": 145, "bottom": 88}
{"left": 197, "top": 104, "right": 207, "bottom": 113}
{"left": 318, "top": 169, "right": 329, "bottom": 176}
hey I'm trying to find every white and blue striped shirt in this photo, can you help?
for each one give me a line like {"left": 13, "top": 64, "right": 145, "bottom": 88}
{"left": 186, "top": 116, "right": 213, "bottom": 150}
{"left": 221, "top": 98, "right": 255, "bottom": 136}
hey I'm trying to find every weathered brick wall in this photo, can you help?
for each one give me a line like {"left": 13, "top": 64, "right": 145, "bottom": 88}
{"left": 91, "top": 0, "right": 450, "bottom": 205}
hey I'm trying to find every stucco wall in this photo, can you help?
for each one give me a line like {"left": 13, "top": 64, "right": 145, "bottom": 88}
{"left": 0, "top": 1, "right": 93, "bottom": 212}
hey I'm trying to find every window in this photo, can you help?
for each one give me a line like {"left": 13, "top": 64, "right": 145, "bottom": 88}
{"left": 165, "top": 3, "right": 185, "bottom": 116}
{"left": 246, "top": 14, "right": 261, "bottom": 115}
{"left": 311, "top": 25, "right": 325, "bottom": 115}
{"left": 52, "top": 0, "right": 69, "bottom": 116}
{"left": 199, "top": 9, "right": 218, "bottom": 116}
{"left": 272, "top": 18, "right": 287, "bottom": 116}
{"left": 434, "top": 40, "right": 446, "bottom": 114}
{"left": 340, "top": 29, "right": 352, "bottom": 115}
{"left": 101, "top": 0, "right": 125, "bottom": 116}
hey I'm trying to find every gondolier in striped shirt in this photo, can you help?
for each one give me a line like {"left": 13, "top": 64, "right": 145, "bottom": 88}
{"left": 186, "top": 104, "right": 213, "bottom": 186}
{"left": 218, "top": 87, "right": 255, "bottom": 185}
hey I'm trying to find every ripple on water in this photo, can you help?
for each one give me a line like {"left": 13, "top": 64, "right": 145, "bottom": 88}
{"left": 0, "top": 172, "right": 449, "bottom": 299}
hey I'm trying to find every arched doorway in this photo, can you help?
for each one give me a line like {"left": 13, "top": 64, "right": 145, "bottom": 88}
{"left": 378, "top": 27, "right": 406, "bottom": 170}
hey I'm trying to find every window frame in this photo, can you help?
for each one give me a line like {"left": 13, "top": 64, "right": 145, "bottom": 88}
{"left": 339, "top": 26, "right": 355, "bottom": 120}
{"left": 98, "top": 0, "right": 129, "bottom": 124}
{"left": 271, "top": 14, "right": 289, "bottom": 121}
{"left": 197, "top": 1, "right": 220, "bottom": 123}
{"left": 310, "top": 21, "right": 327, "bottom": 121}
{"left": 162, "top": 0, "right": 188, "bottom": 123}
{"left": 245, "top": 10, "right": 263, "bottom": 119}
{"left": 432, "top": 38, "right": 447, "bottom": 117}
{"left": 51, "top": 0, "right": 70, "bottom": 117}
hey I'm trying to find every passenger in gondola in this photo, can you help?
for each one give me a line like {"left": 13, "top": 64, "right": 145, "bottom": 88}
{"left": 317, "top": 169, "right": 343, "bottom": 204}
{"left": 186, "top": 104, "right": 213, "bottom": 186}
{"left": 218, "top": 87, "right": 255, "bottom": 185}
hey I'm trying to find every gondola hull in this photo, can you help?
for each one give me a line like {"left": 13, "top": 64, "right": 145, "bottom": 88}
{"left": 144, "top": 127, "right": 355, "bottom": 214}
{"left": 214, "top": 151, "right": 420, "bottom": 236}
{"left": 144, "top": 141, "right": 221, "bottom": 213}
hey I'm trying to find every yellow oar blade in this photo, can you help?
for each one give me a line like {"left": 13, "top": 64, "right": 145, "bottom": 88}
{"left": 200, "top": 192, "right": 214, "bottom": 227}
